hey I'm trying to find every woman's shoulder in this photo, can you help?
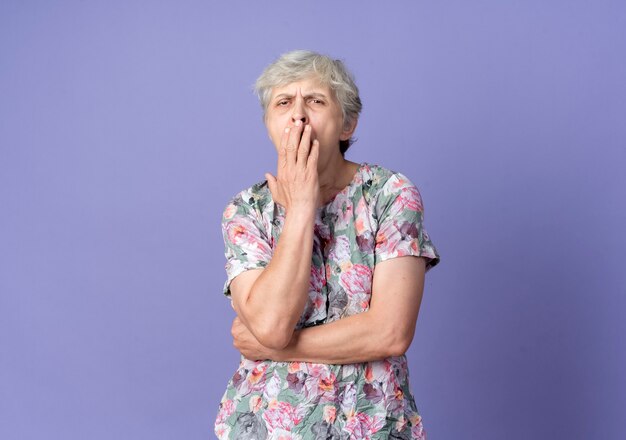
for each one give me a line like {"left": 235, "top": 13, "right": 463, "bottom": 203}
{"left": 359, "top": 162, "right": 417, "bottom": 196}
{"left": 223, "top": 179, "right": 273, "bottom": 219}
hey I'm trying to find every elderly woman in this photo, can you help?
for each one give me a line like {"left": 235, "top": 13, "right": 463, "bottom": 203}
{"left": 214, "top": 50, "right": 440, "bottom": 439}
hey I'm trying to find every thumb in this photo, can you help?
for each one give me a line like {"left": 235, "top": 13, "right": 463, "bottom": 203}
{"left": 265, "top": 173, "right": 277, "bottom": 196}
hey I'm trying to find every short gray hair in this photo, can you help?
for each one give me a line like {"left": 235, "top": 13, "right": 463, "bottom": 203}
{"left": 254, "top": 50, "right": 362, "bottom": 154}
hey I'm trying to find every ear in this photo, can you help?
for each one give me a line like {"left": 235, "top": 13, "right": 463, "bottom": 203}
{"left": 339, "top": 117, "right": 358, "bottom": 141}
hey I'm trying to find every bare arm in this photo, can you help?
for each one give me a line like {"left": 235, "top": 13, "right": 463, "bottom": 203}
{"left": 229, "top": 210, "right": 313, "bottom": 350}
{"left": 232, "top": 256, "right": 426, "bottom": 363}
{"left": 230, "top": 121, "right": 320, "bottom": 350}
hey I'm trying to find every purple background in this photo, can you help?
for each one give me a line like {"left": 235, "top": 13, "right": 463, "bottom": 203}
{"left": 1, "top": 1, "right": 624, "bottom": 439}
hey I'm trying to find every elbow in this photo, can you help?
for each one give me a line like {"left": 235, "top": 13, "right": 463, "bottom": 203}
{"left": 367, "top": 311, "right": 414, "bottom": 358}
{"left": 254, "top": 322, "right": 294, "bottom": 350}
{"left": 387, "top": 337, "right": 412, "bottom": 357}
{"left": 236, "top": 300, "right": 295, "bottom": 350}
{"left": 382, "top": 328, "right": 414, "bottom": 358}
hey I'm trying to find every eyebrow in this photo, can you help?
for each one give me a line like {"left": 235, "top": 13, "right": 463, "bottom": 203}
{"left": 273, "top": 92, "right": 329, "bottom": 101}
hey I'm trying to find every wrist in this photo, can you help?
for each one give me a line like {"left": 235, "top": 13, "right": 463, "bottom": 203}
{"left": 284, "top": 204, "right": 316, "bottom": 222}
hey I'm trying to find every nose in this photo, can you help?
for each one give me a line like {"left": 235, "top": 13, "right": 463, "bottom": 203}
{"left": 291, "top": 114, "right": 307, "bottom": 124}
{"left": 290, "top": 97, "right": 308, "bottom": 125}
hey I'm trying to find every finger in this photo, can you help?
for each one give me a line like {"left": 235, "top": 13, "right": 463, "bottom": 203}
{"left": 296, "top": 124, "right": 312, "bottom": 170}
{"left": 307, "top": 139, "right": 320, "bottom": 171}
{"left": 280, "top": 123, "right": 290, "bottom": 141}
{"left": 276, "top": 145, "right": 288, "bottom": 173}
{"left": 266, "top": 172, "right": 286, "bottom": 208}
{"left": 265, "top": 172, "right": 277, "bottom": 193}
{"left": 286, "top": 120, "right": 303, "bottom": 166}
{"left": 278, "top": 127, "right": 290, "bottom": 155}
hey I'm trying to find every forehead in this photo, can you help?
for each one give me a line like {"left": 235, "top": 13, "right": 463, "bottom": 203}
{"left": 270, "top": 76, "right": 334, "bottom": 98}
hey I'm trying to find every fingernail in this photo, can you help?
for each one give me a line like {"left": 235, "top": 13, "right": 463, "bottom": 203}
{"left": 285, "top": 127, "right": 290, "bottom": 133}
{"left": 295, "top": 120, "right": 302, "bottom": 126}
{"left": 305, "top": 125, "right": 311, "bottom": 131}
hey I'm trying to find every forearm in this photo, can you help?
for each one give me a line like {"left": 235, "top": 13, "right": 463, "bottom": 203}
{"left": 236, "top": 206, "right": 315, "bottom": 347}
{"left": 254, "top": 257, "right": 426, "bottom": 363}
{"left": 267, "top": 310, "right": 413, "bottom": 364}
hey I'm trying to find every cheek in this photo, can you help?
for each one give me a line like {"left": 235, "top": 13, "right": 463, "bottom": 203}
{"left": 309, "top": 119, "right": 340, "bottom": 141}
{"left": 265, "top": 118, "right": 280, "bottom": 137}
{"left": 268, "top": 125, "right": 285, "bottom": 150}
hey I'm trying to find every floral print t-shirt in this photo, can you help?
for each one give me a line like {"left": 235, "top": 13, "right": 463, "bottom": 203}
{"left": 215, "top": 163, "right": 440, "bottom": 439}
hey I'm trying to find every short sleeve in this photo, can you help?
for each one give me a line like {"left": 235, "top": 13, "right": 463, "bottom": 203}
{"left": 221, "top": 194, "right": 273, "bottom": 297}
{"left": 374, "top": 174, "right": 440, "bottom": 270}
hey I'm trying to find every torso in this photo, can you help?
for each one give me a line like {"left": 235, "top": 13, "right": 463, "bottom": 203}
{"left": 215, "top": 162, "right": 438, "bottom": 439}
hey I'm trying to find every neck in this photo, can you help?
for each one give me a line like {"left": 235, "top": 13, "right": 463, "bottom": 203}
{"left": 317, "top": 153, "right": 358, "bottom": 205}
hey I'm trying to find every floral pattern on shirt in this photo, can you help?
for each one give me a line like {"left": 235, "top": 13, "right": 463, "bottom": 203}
{"left": 215, "top": 163, "right": 440, "bottom": 439}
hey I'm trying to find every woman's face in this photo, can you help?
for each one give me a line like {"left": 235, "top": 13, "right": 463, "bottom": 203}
{"left": 264, "top": 76, "right": 356, "bottom": 160}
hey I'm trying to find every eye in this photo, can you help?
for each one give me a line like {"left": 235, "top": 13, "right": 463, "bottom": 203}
{"left": 309, "top": 99, "right": 324, "bottom": 105}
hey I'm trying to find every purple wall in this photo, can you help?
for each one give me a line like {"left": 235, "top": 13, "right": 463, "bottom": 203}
{"left": 1, "top": 1, "right": 624, "bottom": 439}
